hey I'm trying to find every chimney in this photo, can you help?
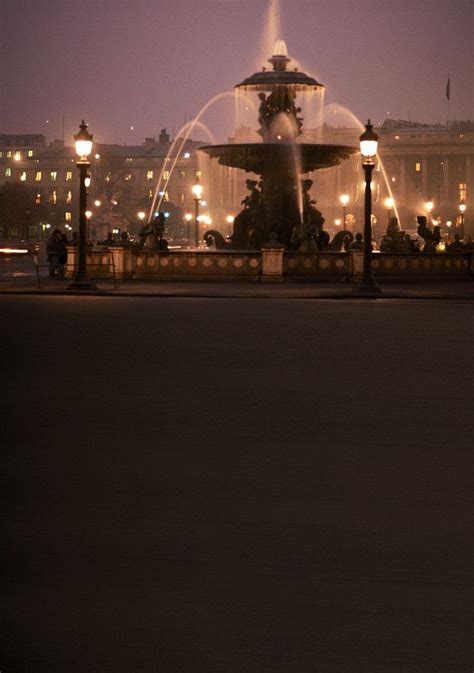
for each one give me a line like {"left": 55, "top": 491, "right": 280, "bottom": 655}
{"left": 159, "top": 128, "right": 170, "bottom": 144}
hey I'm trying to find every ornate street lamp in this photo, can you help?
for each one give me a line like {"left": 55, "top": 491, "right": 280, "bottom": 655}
{"left": 357, "top": 120, "right": 381, "bottom": 295}
{"left": 340, "top": 194, "right": 349, "bottom": 226}
{"left": 192, "top": 177, "right": 203, "bottom": 247}
{"left": 68, "top": 121, "right": 97, "bottom": 291}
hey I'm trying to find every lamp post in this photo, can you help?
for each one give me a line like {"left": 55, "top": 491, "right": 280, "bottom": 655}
{"left": 459, "top": 202, "right": 466, "bottom": 236}
{"left": 184, "top": 213, "right": 193, "bottom": 245}
{"left": 383, "top": 197, "right": 394, "bottom": 225}
{"left": 340, "top": 194, "right": 349, "bottom": 227}
{"left": 192, "top": 177, "right": 203, "bottom": 247}
{"left": 424, "top": 201, "right": 434, "bottom": 225}
{"left": 25, "top": 209, "right": 31, "bottom": 241}
{"left": 357, "top": 120, "right": 381, "bottom": 295}
{"left": 68, "top": 120, "right": 97, "bottom": 291}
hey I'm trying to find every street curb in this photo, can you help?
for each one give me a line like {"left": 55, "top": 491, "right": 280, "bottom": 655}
{"left": 1, "top": 288, "right": 473, "bottom": 301}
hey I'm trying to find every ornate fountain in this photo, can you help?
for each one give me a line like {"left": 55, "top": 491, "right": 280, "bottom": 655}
{"left": 200, "top": 41, "right": 358, "bottom": 250}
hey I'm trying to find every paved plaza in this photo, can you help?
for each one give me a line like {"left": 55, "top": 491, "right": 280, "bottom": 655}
{"left": 2, "top": 295, "right": 473, "bottom": 672}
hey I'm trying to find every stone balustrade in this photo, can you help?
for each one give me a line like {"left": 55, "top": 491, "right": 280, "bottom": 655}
{"left": 66, "top": 246, "right": 473, "bottom": 282}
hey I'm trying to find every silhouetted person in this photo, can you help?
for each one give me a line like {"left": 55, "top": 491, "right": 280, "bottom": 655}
{"left": 350, "top": 232, "right": 364, "bottom": 250}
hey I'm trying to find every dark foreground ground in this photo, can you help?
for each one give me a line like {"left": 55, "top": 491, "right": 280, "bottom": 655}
{"left": 1, "top": 296, "right": 473, "bottom": 673}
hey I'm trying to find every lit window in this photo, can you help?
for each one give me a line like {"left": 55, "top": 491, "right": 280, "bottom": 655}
{"left": 66, "top": 171, "right": 73, "bottom": 181}
{"left": 459, "top": 183, "right": 467, "bottom": 200}
{"left": 415, "top": 162, "right": 421, "bottom": 172}
{"left": 6, "top": 151, "right": 12, "bottom": 158}
{"left": 14, "top": 152, "right": 21, "bottom": 161}
{"left": 394, "top": 135, "right": 400, "bottom": 140}
{"left": 179, "top": 192, "right": 185, "bottom": 204}
{"left": 36, "top": 171, "right": 42, "bottom": 181}
{"left": 20, "top": 171, "right": 27, "bottom": 181}
{"left": 148, "top": 189, "right": 153, "bottom": 198}
{"left": 163, "top": 190, "right": 169, "bottom": 202}
{"left": 51, "top": 190, "right": 57, "bottom": 205}
{"left": 66, "top": 190, "right": 72, "bottom": 204}
{"left": 0, "top": 151, "right": 3, "bottom": 158}
{"left": 179, "top": 170, "right": 185, "bottom": 180}
{"left": 50, "top": 171, "right": 57, "bottom": 181}
{"left": 5, "top": 167, "right": 11, "bottom": 177}
{"left": 125, "top": 173, "right": 132, "bottom": 181}
{"left": 195, "top": 170, "right": 202, "bottom": 179}
{"left": 147, "top": 170, "right": 154, "bottom": 180}
{"left": 28, "top": 150, "right": 34, "bottom": 157}
{"left": 163, "top": 170, "right": 170, "bottom": 180}
{"left": 65, "top": 212, "right": 72, "bottom": 221}
{"left": 35, "top": 193, "right": 41, "bottom": 204}
{"left": 126, "top": 158, "right": 133, "bottom": 163}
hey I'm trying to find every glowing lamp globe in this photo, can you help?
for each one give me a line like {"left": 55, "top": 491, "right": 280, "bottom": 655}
{"left": 192, "top": 178, "right": 203, "bottom": 200}
{"left": 74, "top": 120, "right": 93, "bottom": 160}
{"left": 340, "top": 194, "right": 350, "bottom": 206}
{"left": 359, "top": 120, "right": 378, "bottom": 163}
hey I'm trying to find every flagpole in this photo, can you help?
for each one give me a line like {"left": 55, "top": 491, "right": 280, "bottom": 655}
{"left": 446, "top": 75, "right": 451, "bottom": 128}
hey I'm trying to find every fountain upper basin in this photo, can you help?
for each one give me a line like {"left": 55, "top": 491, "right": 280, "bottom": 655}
{"left": 200, "top": 142, "right": 358, "bottom": 174}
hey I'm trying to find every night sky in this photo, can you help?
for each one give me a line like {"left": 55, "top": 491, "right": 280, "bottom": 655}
{"left": 1, "top": 0, "right": 472, "bottom": 145}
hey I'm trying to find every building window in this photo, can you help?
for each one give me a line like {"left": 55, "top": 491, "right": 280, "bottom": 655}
{"left": 51, "top": 190, "right": 57, "bottom": 205}
{"left": 125, "top": 173, "right": 132, "bottom": 181}
{"left": 146, "top": 170, "right": 154, "bottom": 181}
{"left": 28, "top": 150, "right": 34, "bottom": 157}
{"left": 459, "top": 183, "right": 467, "bottom": 200}
{"left": 179, "top": 170, "right": 185, "bottom": 180}
{"left": 35, "top": 193, "right": 41, "bottom": 204}
{"left": 163, "top": 170, "right": 170, "bottom": 180}
{"left": 6, "top": 151, "right": 12, "bottom": 158}
{"left": 66, "top": 190, "right": 72, "bottom": 205}
{"left": 0, "top": 151, "right": 2, "bottom": 158}
{"left": 20, "top": 171, "right": 27, "bottom": 181}
{"left": 126, "top": 158, "right": 133, "bottom": 163}
{"left": 65, "top": 212, "right": 72, "bottom": 221}
{"left": 50, "top": 171, "right": 57, "bottom": 181}
{"left": 179, "top": 192, "right": 185, "bottom": 204}
{"left": 195, "top": 170, "right": 202, "bottom": 179}
{"left": 5, "top": 167, "right": 11, "bottom": 177}
{"left": 66, "top": 171, "right": 73, "bottom": 181}
{"left": 35, "top": 171, "right": 42, "bottom": 181}
{"left": 163, "top": 190, "right": 169, "bottom": 202}
{"left": 415, "top": 162, "right": 421, "bottom": 172}
{"left": 148, "top": 189, "right": 153, "bottom": 198}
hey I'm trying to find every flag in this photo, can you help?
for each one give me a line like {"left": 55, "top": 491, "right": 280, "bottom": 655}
{"left": 446, "top": 76, "right": 450, "bottom": 101}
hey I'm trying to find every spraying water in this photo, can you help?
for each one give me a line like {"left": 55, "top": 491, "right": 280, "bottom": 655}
{"left": 149, "top": 92, "right": 239, "bottom": 219}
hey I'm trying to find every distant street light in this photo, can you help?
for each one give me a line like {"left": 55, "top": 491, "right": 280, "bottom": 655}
{"left": 68, "top": 120, "right": 97, "bottom": 291}
{"left": 459, "top": 202, "right": 466, "bottom": 235}
{"left": 424, "top": 201, "right": 434, "bottom": 217}
{"left": 339, "top": 194, "right": 349, "bottom": 226}
{"left": 192, "top": 177, "right": 203, "bottom": 247}
{"left": 384, "top": 197, "right": 394, "bottom": 224}
{"left": 357, "top": 120, "right": 381, "bottom": 295}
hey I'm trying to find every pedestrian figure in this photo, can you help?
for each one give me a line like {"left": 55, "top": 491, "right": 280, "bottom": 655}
{"left": 46, "top": 229, "right": 64, "bottom": 277}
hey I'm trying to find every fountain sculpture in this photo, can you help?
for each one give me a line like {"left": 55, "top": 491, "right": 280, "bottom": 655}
{"left": 200, "top": 40, "right": 358, "bottom": 250}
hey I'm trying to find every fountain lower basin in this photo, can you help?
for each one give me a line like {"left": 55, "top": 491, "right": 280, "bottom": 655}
{"left": 200, "top": 142, "right": 358, "bottom": 174}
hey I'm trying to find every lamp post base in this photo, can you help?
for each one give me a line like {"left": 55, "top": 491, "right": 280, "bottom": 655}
{"left": 353, "top": 280, "right": 382, "bottom": 297}
{"left": 68, "top": 277, "right": 98, "bottom": 292}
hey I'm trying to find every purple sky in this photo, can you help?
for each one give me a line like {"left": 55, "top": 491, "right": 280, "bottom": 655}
{"left": 1, "top": 0, "right": 472, "bottom": 145}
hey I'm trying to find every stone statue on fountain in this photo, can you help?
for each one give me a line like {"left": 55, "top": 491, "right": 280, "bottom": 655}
{"left": 229, "top": 179, "right": 264, "bottom": 249}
